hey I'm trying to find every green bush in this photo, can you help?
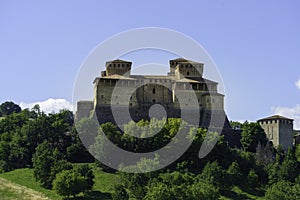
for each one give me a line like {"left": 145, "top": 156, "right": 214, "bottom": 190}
{"left": 52, "top": 169, "right": 88, "bottom": 198}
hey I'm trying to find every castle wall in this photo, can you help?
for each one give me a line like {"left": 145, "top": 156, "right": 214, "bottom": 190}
{"left": 94, "top": 105, "right": 229, "bottom": 129}
{"left": 76, "top": 101, "right": 94, "bottom": 121}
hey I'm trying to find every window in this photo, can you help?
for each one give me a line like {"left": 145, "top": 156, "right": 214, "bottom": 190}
{"left": 187, "top": 71, "right": 190, "bottom": 76}
{"left": 152, "top": 99, "right": 156, "bottom": 103}
{"left": 153, "top": 88, "right": 156, "bottom": 94}
{"left": 101, "top": 95, "right": 104, "bottom": 98}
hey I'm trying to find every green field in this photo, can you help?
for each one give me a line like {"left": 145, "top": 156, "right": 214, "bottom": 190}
{"left": 0, "top": 167, "right": 118, "bottom": 200}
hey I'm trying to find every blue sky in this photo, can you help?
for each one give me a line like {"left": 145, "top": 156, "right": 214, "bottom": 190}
{"left": 1, "top": 1, "right": 300, "bottom": 127}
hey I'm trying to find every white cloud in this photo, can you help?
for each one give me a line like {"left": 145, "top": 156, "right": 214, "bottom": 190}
{"left": 19, "top": 98, "right": 73, "bottom": 114}
{"left": 271, "top": 104, "right": 300, "bottom": 130}
{"left": 296, "top": 78, "right": 300, "bottom": 90}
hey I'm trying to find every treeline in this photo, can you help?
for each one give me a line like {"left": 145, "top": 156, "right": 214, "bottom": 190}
{"left": 0, "top": 101, "right": 94, "bottom": 197}
{"left": 0, "top": 101, "right": 300, "bottom": 199}
{"left": 81, "top": 118, "right": 300, "bottom": 199}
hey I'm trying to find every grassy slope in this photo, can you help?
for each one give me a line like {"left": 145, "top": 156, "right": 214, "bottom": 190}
{"left": 0, "top": 186, "right": 22, "bottom": 200}
{"left": 0, "top": 168, "right": 61, "bottom": 200}
{"left": 0, "top": 167, "right": 118, "bottom": 200}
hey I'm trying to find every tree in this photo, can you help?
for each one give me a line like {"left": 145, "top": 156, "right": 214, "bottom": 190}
{"left": 227, "top": 161, "right": 243, "bottom": 185}
{"left": 190, "top": 179, "right": 220, "bottom": 200}
{"left": 0, "top": 101, "right": 21, "bottom": 116}
{"left": 240, "top": 122, "right": 267, "bottom": 152}
{"left": 278, "top": 148, "right": 298, "bottom": 182}
{"left": 53, "top": 169, "right": 88, "bottom": 198}
{"left": 117, "top": 157, "right": 161, "bottom": 199}
{"left": 32, "top": 141, "right": 57, "bottom": 188}
{"left": 144, "top": 182, "right": 177, "bottom": 200}
{"left": 295, "top": 144, "right": 300, "bottom": 163}
{"left": 247, "top": 169, "right": 259, "bottom": 187}
{"left": 145, "top": 172, "right": 193, "bottom": 200}
{"left": 76, "top": 117, "right": 99, "bottom": 148}
{"left": 74, "top": 164, "right": 95, "bottom": 191}
{"left": 264, "top": 181, "right": 300, "bottom": 200}
{"left": 198, "top": 161, "right": 229, "bottom": 190}
{"left": 32, "top": 141, "right": 71, "bottom": 188}
{"left": 112, "top": 184, "right": 129, "bottom": 200}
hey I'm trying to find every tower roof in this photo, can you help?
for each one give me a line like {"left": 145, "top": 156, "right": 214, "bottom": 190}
{"left": 106, "top": 59, "right": 132, "bottom": 63}
{"left": 258, "top": 115, "right": 294, "bottom": 122}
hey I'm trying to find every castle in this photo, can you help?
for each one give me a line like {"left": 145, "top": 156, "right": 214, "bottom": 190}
{"left": 77, "top": 58, "right": 232, "bottom": 131}
{"left": 76, "top": 58, "right": 299, "bottom": 150}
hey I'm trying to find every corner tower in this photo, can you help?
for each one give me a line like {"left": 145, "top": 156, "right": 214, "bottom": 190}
{"left": 258, "top": 115, "right": 294, "bottom": 150}
{"left": 102, "top": 59, "right": 132, "bottom": 77}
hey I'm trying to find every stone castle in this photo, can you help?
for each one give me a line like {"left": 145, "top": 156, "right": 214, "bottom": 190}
{"left": 76, "top": 58, "right": 298, "bottom": 150}
{"left": 77, "top": 58, "right": 232, "bottom": 131}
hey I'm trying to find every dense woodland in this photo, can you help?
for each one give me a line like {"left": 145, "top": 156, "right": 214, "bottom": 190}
{"left": 0, "top": 101, "right": 300, "bottom": 199}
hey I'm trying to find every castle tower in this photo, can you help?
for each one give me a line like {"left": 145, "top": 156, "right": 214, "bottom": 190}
{"left": 103, "top": 59, "right": 132, "bottom": 77}
{"left": 258, "top": 115, "right": 294, "bottom": 150}
{"left": 168, "top": 58, "right": 203, "bottom": 79}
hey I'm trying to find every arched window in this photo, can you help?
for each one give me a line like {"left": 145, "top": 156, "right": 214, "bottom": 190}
{"left": 187, "top": 71, "right": 190, "bottom": 76}
{"left": 153, "top": 88, "right": 156, "bottom": 94}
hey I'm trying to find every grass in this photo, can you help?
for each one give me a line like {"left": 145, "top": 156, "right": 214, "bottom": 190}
{"left": 93, "top": 167, "right": 118, "bottom": 194}
{"left": 0, "top": 168, "right": 61, "bottom": 199}
{"left": 0, "top": 166, "right": 118, "bottom": 200}
{"left": 220, "top": 185, "right": 265, "bottom": 200}
{"left": 0, "top": 187, "right": 23, "bottom": 200}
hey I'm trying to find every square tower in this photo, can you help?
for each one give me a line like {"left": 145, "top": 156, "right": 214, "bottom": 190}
{"left": 258, "top": 115, "right": 294, "bottom": 150}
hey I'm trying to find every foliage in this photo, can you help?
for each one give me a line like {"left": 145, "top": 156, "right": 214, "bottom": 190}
{"left": 74, "top": 164, "right": 95, "bottom": 191}
{"left": 76, "top": 117, "right": 98, "bottom": 148}
{"left": 118, "top": 157, "right": 161, "bottom": 199}
{"left": 0, "top": 101, "right": 21, "bottom": 116}
{"left": 32, "top": 141, "right": 71, "bottom": 188}
{"left": 277, "top": 148, "right": 298, "bottom": 182}
{"left": 53, "top": 169, "right": 88, "bottom": 198}
{"left": 111, "top": 184, "right": 129, "bottom": 200}
{"left": 240, "top": 122, "right": 267, "bottom": 152}
{"left": 295, "top": 144, "right": 300, "bottom": 162}
{"left": 198, "top": 161, "right": 230, "bottom": 190}
{"left": 247, "top": 169, "right": 259, "bottom": 187}
{"left": 264, "top": 181, "right": 300, "bottom": 200}
{"left": 227, "top": 161, "right": 243, "bottom": 185}
{"left": 190, "top": 179, "right": 220, "bottom": 200}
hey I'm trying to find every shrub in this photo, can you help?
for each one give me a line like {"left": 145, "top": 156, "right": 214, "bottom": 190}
{"left": 53, "top": 169, "right": 88, "bottom": 198}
